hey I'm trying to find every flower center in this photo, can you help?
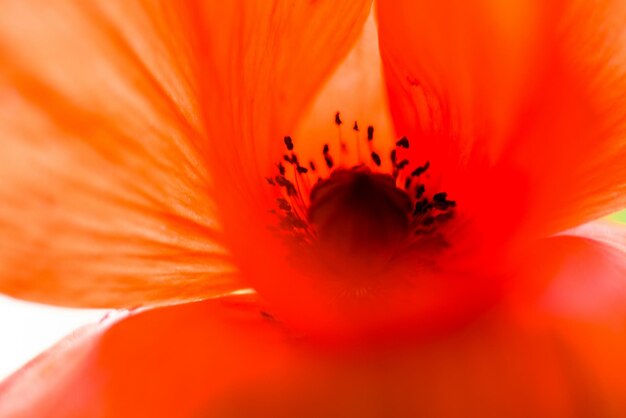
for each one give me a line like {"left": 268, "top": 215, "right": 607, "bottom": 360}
{"left": 307, "top": 167, "right": 411, "bottom": 275}
{"left": 267, "top": 113, "right": 456, "bottom": 281}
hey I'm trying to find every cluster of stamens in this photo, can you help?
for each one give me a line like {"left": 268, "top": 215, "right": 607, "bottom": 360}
{"left": 266, "top": 113, "right": 456, "bottom": 248}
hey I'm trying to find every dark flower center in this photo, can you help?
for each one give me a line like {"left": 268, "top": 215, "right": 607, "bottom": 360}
{"left": 266, "top": 113, "right": 456, "bottom": 279}
{"left": 307, "top": 167, "right": 411, "bottom": 272}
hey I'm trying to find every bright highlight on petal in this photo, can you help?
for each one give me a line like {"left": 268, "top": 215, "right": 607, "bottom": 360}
{"left": 0, "top": 1, "right": 239, "bottom": 307}
{"left": 0, "top": 0, "right": 372, "bottom": 308}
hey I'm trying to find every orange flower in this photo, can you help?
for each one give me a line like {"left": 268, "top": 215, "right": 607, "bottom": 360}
{"left": 1, "top": 0, "right": 625, "bottom": 416}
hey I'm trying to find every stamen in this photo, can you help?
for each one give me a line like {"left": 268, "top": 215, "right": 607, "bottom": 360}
{"left": 275, "top": 175, "right": 297, "bottom": 197}
{"left": 266, "top": 115, "right": 457, "bottom": 266}
{"left": 411, "top": 161, "right": 430, "bottom": 177}
{"left": 323, "top": 144, "right": 334, "bottom": 169}
{"left": 277, "top": 197, "right": 291, "bottom": 211}
{"left": 335, "top": 112, "right": 343, "bottom": 126}
{"left": 413, "top": 198, "right": 431, "bottom": 216}
{"left": 415, "top": 184, "right": 425, "bottom": 199}
{"left": 396, "top": 136, "right": 410, "bottom": 148}
{"left": 371, "top": 152, "right": 382, "bottom": 167}
{"left": 284, "top": 136, "right": 294, "bottom": 151}
{"left": 396, "top": 159, "right": 409, "bottom": 170}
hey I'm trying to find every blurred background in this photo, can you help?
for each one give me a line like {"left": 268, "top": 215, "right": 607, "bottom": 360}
{"left": 0, "top": 295, "right": 106, "bottom": 380}
{"left": 0, "top": 209, "right": 624, "bottom": 380}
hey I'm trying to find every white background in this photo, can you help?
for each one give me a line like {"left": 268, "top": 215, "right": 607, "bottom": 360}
{"left": 0, "top": 295, "right": 107, "bottom": 380}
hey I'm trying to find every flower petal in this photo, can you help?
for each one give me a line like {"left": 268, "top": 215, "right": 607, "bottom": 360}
{"left": 0, "top": 0, "right": 372, "bottom": 307}
{"left": 2, "top": 297, "right": 624, "bottom": 417}
{"left": 377, "top": 0, "right": 626, "bottom": 238}
{"left": 540, "top": 220, "right": 626, "bottom": 319}
{"left": 187, "top": 1, "right": 374, "bottom": 331}
{"left": 513, "top": 221, "right": 626, "bottom": 415}
{"left": 193, "top": 0, "right": 373, "bottom": 222}
{"left": 293, "top": 12, "right": 395, "bottom": 166}
{"left": 0, "top": 297, "right": 301, "bottom": 418}
{"left": 0, "top": 1, "right": 240, "bottom": 307}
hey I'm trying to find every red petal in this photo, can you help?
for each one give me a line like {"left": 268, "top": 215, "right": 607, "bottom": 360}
{"left": 512, "top": 222, "right": 626, "bottom": 414}
{"left": 377, "top": 0, "right": 626, "bottom": 239}
{"left": 2, "top": 297, "right": 625, "bottom": 417}
{"left": 540, "top": 221, "right": 626, "bottom": 319}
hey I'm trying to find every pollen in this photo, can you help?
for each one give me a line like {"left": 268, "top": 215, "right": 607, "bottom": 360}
{"left": 266, "top": 113, "right": 456, "bottom": 279}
